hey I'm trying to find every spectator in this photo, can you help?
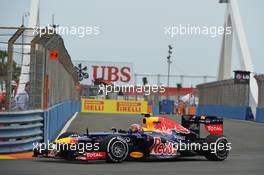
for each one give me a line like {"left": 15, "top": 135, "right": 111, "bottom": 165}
{"left": 11, "top": 81, "right": 17, "bottom": 110}
{"left": 15, "top": 82, "right": 30, "bottom": 110}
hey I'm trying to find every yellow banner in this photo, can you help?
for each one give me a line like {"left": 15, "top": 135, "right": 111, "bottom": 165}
{"left": 81, "top": 99, "right": 148, "bottom": 114}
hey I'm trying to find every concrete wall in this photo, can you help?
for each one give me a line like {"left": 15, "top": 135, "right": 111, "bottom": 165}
{"left": 197, "top": 79, "right": 253, "bottom": 120}
{"left": 255, "top": 75, "right": 264, "bottom": 122}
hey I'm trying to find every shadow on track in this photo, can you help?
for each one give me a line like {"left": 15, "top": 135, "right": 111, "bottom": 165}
{"left": 33, "top": 156, "right": 208, "bottom": 165}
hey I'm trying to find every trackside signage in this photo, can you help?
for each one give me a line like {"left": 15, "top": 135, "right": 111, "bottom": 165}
{"left": 84, "top": 100, "right": 104, "bottom": 112}
{"left": 116, "top": 102, "right": 142, "bottom": 113}
{"left": 82, "top": 99, "right": 147, "bottom": 114}
{"left": 73, "top": 61, "right": 134, "bottom": 85}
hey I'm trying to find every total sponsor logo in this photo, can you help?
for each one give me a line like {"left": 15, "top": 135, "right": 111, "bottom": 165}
{"left": 76, "top": 152, "right": 106, "bottom": 160}
{"left": 204, "top": 124, "right": 223, "bottom": 134}
{"left": 116, "top": 102, "right": 141, "bottom": 113}
{"left": 150, "top": 137, "right": 177, "bottom": 156}
{"left": 84, "top": 100, "right": 104, "bottom": 111}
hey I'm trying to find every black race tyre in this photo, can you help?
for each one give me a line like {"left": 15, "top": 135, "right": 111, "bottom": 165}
{"left": 204, "top": 134, "right": 230, "bottom": 161}
{"left": 105, "top": 136, "right": 129, "bottom": 163}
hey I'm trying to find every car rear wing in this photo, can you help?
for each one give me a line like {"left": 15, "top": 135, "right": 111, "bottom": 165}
{"left": 181, "top": 115, "right": 224, "bottom": 136}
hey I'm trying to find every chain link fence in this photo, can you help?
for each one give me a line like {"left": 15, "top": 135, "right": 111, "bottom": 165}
{"left": 134, "top": 73, "right": 216, "bottom": 88}
{"left": 0, "top": 26, "right": 79, "bottom": 111}
{"left": 0, "top": 26, "right": 35, "bottom": 111}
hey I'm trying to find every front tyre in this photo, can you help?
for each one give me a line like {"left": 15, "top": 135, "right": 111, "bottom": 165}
{"left": 105, "top": 136, "right": 129, "bottom": 163}
{"left": 204, "top": 134, "right": 230, "bottom": 161}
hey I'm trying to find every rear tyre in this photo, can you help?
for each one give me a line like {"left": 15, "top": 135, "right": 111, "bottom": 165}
{"left": 204, "top": 134, "right": 230, "bottom": 161}
{"left": 104, "top": 136, "right": 129, "bottom": 163}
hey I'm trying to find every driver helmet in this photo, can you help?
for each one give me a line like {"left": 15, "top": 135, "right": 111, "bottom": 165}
{"left": 129, "top": 124, "right": 142, "bottom": 133}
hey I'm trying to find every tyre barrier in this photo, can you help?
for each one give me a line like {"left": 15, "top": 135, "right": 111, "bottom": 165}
{"left": 0, "top": 100, "right": 80, "bottom": 153}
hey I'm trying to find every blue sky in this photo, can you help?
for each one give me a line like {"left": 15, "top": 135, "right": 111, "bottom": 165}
{"left": 0, "top": 0, "right": 263, "bottom": 86}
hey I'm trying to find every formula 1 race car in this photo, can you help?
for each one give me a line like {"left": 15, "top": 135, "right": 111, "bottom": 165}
{"left": 33, "top": 114, "right": 231, "bottom": 163}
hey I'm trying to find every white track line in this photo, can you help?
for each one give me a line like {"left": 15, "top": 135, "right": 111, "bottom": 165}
{"left": 56, "top": 112, "right": 79, "bottom": 139}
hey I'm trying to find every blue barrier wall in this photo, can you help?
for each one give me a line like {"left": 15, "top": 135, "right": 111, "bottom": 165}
{"left": 159, "top": 100, "right": 174, "bottom": 114}
{"left": 44, "top": 100, "right": 81, "bottom": 142}
{"left": 0, "top": 100, "right": 80, "bottom": 153}
{"left": 197, "top": 105, "right": 254, "bottom": 120}
{"left": 152, "top": 105, "right": 160, "bottom": 115}
{"left": 256, "top": 108, "right": 264, "bottom": 123}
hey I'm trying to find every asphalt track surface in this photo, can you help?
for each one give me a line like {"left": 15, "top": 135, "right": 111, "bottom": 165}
{"left": 1, "top": 113, "right": 264, "bottom": 175}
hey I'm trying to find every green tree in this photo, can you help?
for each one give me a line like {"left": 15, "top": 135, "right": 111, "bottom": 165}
{"left": 0, "top": 50, "right": 7, "bottom": 64}
{"left": 0, "top": 50, "right": 21, "bottom": 82}
{"left": 0, "top": 50, "right": 7, "bottom": 77}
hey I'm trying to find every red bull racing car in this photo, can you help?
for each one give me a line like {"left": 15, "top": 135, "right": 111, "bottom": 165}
{"left": 33, "top": 114, "right": 231, "bottom": 163}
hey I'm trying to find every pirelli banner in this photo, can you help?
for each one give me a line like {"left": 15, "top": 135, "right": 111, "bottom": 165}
{"left": 82, "top": 99, "right": 148, "bottom": 114}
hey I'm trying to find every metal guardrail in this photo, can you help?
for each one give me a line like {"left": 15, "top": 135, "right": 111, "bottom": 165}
{"left": 0, "top": 110, "right": 43, "bottom": 153}
{"left": 0, "top": 100, "right": 81, "bottom": 153}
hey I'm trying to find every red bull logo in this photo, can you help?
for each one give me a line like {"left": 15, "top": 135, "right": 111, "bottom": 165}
{"left": 153, "top": 117, "right": 190, "bottom": 134}
{"left": 150, "top": 137, "right": 177, "bottom": 155}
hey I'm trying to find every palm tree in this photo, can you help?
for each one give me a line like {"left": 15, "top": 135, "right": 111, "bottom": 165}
{"left": 0, "top": 50, "right": 21, "bottom": 81}
{"left": 0, "top": 50, "right": 7, "bottom": 77}
{"left": 0, "top": 50, "right": 7, "bottom": 64}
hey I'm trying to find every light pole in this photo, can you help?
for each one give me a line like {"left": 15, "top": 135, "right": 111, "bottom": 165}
{"left": 21, "top": 12, "right": 30, "bottom": 64}
{"left": 167, "top": 45, "right": 173, "bottom": 100}
{"left": 22, "top": 12, "right": 30, "bottom": 26}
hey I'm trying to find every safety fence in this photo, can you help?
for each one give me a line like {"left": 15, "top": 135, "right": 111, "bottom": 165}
{"left": 0, "top": 27, "right": 81, "bottom": 153}
{"left": 196, "top": 79, "right": 253, "bottom": 120}
{"left": 0, "top": 100, "right": 80, "bottom": 153}
{"left": 0, "top": 26, "right": 35, "bottom": 111}
{"left": 255, "top": 74, "right": 264, "bottom": 122}
{"left": 30, "top": 33, "right": 79, "bottom": 109}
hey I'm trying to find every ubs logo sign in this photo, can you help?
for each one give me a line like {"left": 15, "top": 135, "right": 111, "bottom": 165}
{"left": 74, "top": 61, "right": 134, "bottom": 84}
